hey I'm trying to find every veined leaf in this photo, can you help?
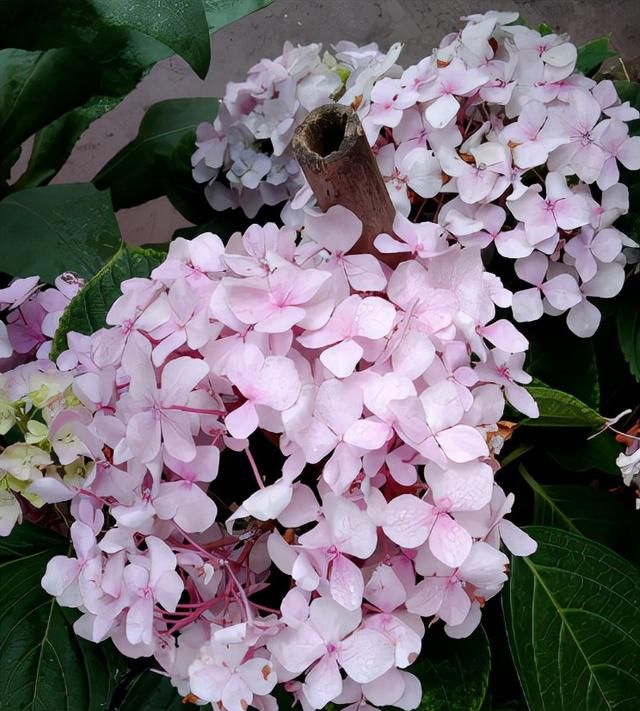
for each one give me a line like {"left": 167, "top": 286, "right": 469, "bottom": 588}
{"left": 546, "top": 430, "right": 621, "bottom": 476}
{"left": 525, "top": 323, "right": 600, "bottom": 408}
{"left": 617, "top": 278, "right": 640, "bottom": 382}
{"left": 504, "top": 526, "right": 640, "bottom": 711}
{"left": 13, "top": 96, "right": 121, "bottom": 189}
{"left": 522, "top": 386, "right": 604, "bottom": 428}
{"left": 410, "top": 625, "right": 490, "bottom": 711}
{"left": 0, "top": 183, "right": 121, "bottom": 283}
{"left": 118, "top": 670, "right": 193, "bottom": 710}
{"left": 0, "top": 523, "right": 122, "bottom": 710}
{"left": 165, "top": 132, "right": 219, "bottom": 224}
{"left": 50, "top": 245, "right": 165, "bottom": 359}
{"left": 0, "top": 48, "right": 97, "bottom": 157}
{"left": 520, "top": 467, "right": 639, "bottom": 564}
{"left": 94, "top": 98, "right": 218, "bottom": 210}
{"left": 0, "top": 0, "right": 210, "bottom": 79}
{"left": 576, "top": 37, "right": 617, "bottom": 75}
{"left": 203, "top": 0, "right": 273, "bottom": 32}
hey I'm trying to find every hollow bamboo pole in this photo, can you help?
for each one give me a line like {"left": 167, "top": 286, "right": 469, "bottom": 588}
{"left": 292, "top": 104, "right": 396, "bottom": 260}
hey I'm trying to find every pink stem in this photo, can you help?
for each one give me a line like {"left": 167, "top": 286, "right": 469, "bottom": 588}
{"left": 167, "top": 405, "right": 226, "bottom": 416}
{"left": 245, "top": 447, "right": 265, "bottom": 490}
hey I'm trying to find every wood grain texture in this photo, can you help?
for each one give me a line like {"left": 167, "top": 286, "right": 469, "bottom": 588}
{"left": 292, "top": 103, "right": 396, "bottom": 260}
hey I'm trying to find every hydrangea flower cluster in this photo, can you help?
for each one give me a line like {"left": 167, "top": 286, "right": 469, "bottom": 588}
{"left": 191, "top": 39, "right": 401, "bottom": 219}
{"left": 0, "top": 216, "right": 538, "bottom": 709}
{"left": 1, "top": 10, "right": 637, "bottom": 711}
{"left": 0, "top": 273, "right": 83, "bottom": 363}
{"left": 194, "top": 10, "right": 640, "bottom": 338}
{"left": 0, "top": 274, "right": 84, "bottom": 532}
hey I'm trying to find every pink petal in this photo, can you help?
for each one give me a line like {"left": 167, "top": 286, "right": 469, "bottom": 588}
{"left": 428, "top": 514, "right": 473, "bottom": 568}
{"left": 541, "top": 274, "right": 582, "bottom": 310}
{"left": 512, "top": 288, "right": 543, "bottom": 322}
{"left": 434, "top": 424, "right": 489, "bottom": 463}
{"left": 382, "top": 494, "right": 434, "bottom": 548}
{"left": 439, "top": 583, "right": 472, "bottom": 627}
{"left": 458, "top": 541, "right": 508, "bottom": 588}
{"left": 343, "top": 418, "right": 391, "bottom": 450}
{"left": 225, "top": 401, "right": 259, "bottom": 439}
{"left": 161, "top": 357, "right": 209, "bottom": 403}
{"left": 426, "top": 461, "right": 494, "bottom": 511}
{"left": 310, "top": 596, "right": 362, "bottom": 641}
{"left": 567, "top": 299, "right": 601, "bottom": 338}
{"left": 406, "top": 577, "right": 448, "bottom": 617}
{"left": 445, "top": 600, "right": 483, "bottom": 639}
{"left": 339, "top": 629, "right": 395, "bottom": 683}
{"left": 499, "top": 519, "right": 538, "bottom": 556}
{"left": 268, "top": 623, "right": 325, "bottom": 673}
{"left": 480, "top": 320, "right": 528, "bottom": 353}
{"left": 305, "top": 205, "right": 362, "bottom": 254}
{"left": 505, "top": 384, "right": 540, "bottom": 418}
{"left": 320, "top": 339, "right": 364, "bottom": 378}
{"left": 331, "top": 554, "right": 365, "bottom": 611}
{"left": 303, "top": 655, "right": 343, "bottom": 709}
{"left": 425, "top": 94, "right": 460, "bottom": 128}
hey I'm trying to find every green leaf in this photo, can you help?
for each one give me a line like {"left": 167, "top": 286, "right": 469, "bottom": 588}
{"left": 617, "top": 279, "right": 640, "bottom": 382}
{"left": 504, "top": 526, "right": 640, "bottom": 711}
{"left": 0, "top": 183, "right": 121, "bottom": 283}
{"left": 537, "top": 23, "right": 554, "bottom": 36}
{"left": 94, "top": 98, "right": 218, "bottom": 209}
{"left": 13, "top": 96, "right": 121, "bottom": 190}
{"left": 520, "top": 467, "right": 639, "bottom": 563}
{"left": 575, "top": 37, "right": 617, "bottom": 75}
{"left": 526, "top": 323, "right": 600, "bottom": 408}
{"left": 408, "top": 625, "right": 490, "bottom": 711}
{"left": 0, "top": 0, "right": 210, "bottom": 79}
{"left": 203, "top": 0, "right": 273, "bottom": 32}
{"left": 0, "top": 48, "right": 97, "bottom": 157}
{"left": 522, "top": 386, "right": 605, "bottom": 428}
{"left": 615, "top": 182, "right": 640, "bottom": 241}
{"left": 0, "top": 523, "right": 122, "bottom": 710}
{"left": 118, "top": 669, "right": 210, "bottom": 710}
{"left": 165, "top": 132, "right": 218, "bottom": 224}
{"left": 612, "top": 80, "right": 640, "bottom": 110}
{"left": 546, "top": 430, "right": 621, "bottom": 476}
{"left": 50, "top": 245, "right": 165, "bottom": 359}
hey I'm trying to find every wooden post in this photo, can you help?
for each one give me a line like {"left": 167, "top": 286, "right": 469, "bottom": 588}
{"left": 292, "top": 104, "right": 396, "bottom": 260}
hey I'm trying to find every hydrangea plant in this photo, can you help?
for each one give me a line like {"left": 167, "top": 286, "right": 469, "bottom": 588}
{"left": 0, "top": 5, "right": 639, "bottom": 711}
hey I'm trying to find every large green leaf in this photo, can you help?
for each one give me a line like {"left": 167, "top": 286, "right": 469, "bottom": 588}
{"left": 504, "top": 526, "right": 640, "bottom": 711}
{"left": 617, "top": 278, "right": 640, "bottom": 382}
{"left": 0, "top": 523, "right": 122, "bottom": 710}
{"left": 165, "top": 131, "right": 220, "bottom": 224}
{"left": 546, "top": 430, "right": 621, "bottom": 476}
{"left": 522, "top": 386, "right": 604, "bottom": 428}
{"left": 520, "top": 468, "right": 639, "bottom": 564}
{"left": 118, "top": 671, "right": 197, "bottom": 711}
{"left": 13, "top": 96, "right": 121, "bottom": 190}
{"left": 203, "top": 0, "right": 273, "bottom": 31}
{"left": 575, "top": 37, "right": 617, "bottom": 75}
{"left": 0, "top": 183, "right": 121, "bottom": 283}
{"left": 0, "top": 48, "right": 97, "bottom": 157}
{"left": 94, "top": 98, "right": 218, "bottom": 209}
{"left": 50, "top": 245, "right": 166, "bottom": 359}
{"left": 525, "top": 324, "right": 600, "bottom": 408}
{"left": 0, "top": 0, "right": 210, "bottom": 79}
{"left": 409, "top": 625, "right": 490, "bottom": 711}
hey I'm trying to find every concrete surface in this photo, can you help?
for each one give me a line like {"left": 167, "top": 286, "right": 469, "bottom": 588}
{"left": 16, "top": 0, "right": 640, "bottom": 244}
